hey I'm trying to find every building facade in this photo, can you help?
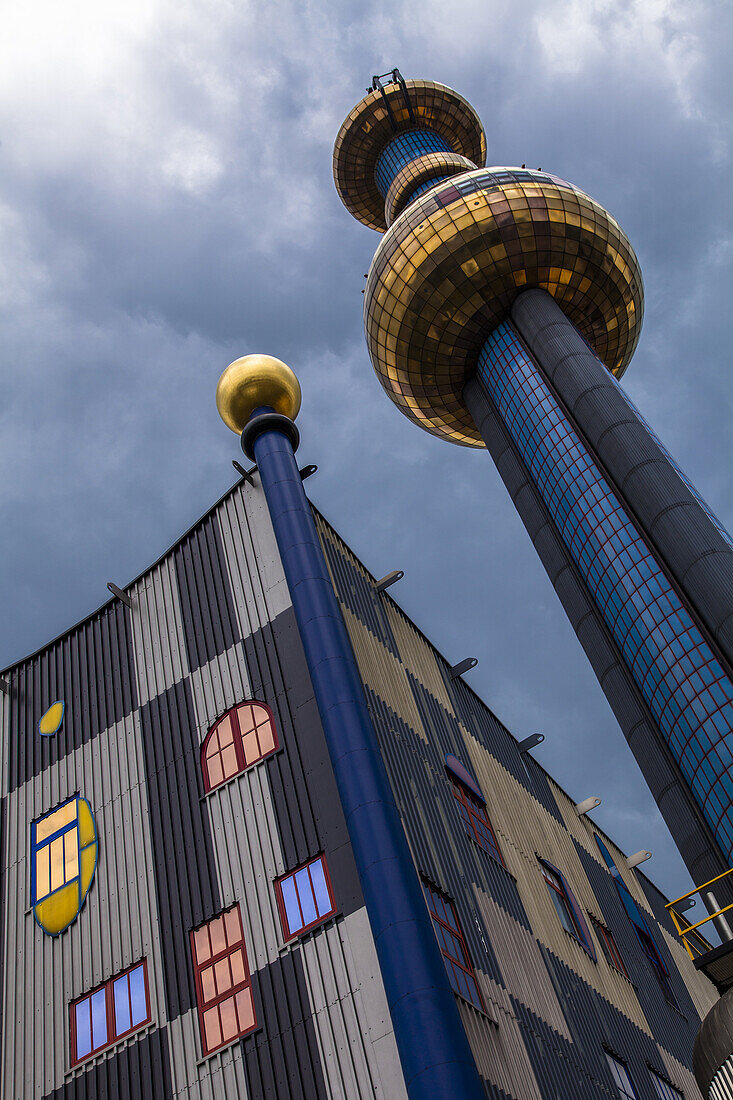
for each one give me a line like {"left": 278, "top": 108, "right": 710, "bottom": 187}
{"left": 0, "top": 475, "right": 717, "bottom": 1098}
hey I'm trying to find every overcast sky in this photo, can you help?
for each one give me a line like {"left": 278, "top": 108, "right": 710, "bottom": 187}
{"left": 1, "top": 0, "right": 731, "bottom": 900}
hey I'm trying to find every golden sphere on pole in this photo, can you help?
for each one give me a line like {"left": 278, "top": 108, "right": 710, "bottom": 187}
{"left": 215, "top": 354, "right": 302, "bottom": 434}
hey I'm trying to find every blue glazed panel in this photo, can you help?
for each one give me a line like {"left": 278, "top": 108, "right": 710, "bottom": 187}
{"left": 477, "top": 323, "right": 733, "bottom": 862}
{"left": 374, "top": 128, "right": 453, "bottom": 197}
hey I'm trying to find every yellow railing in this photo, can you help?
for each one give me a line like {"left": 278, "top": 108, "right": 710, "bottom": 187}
{"left": 666, "top": 868, "right": 733, "bottom": 960}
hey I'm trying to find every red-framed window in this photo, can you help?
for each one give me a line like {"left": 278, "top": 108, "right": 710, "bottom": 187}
{"left": 448, "top": 774, "right": 505, "bottom": 866}
{"left": 70, "top": 959, "right": 151, "bottom": 1066}
{"left": 542, "top": 863, "right": 582, "bottom": 938}
{"left": 275, "top": 855, "right": 337, "bottom": 941}
{"left": 590, "top": 916, "right": 628, "bottom": 978}
{"left": 422, "top": 880, "right": 484, "bottom": 1012}
{"left": 637, "top": 925, "right": 679, "bottom": 1008}
{"left": 190, "top": 905, "right": 257, "bottom": 1056}
{"left": 202, "top": 701, "right": 279, "bottom": 792}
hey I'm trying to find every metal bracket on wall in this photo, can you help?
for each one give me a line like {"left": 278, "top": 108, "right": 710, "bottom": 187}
{"left": 233, "top": 460, "right": 257, "bottom": 485}
{"left": 575, "top": 796, "right": 602, "bottom": 816}
{"left": 0, "top": 676, "right": 9, "bottom": 694}
{"left": 518, "top": 733, "right": 544, "bottom": 753}
{"left": 449, "top": 657, "right": 478, "bottom": 680}
{"left": 106, "top": 582, "right": 132, "bottom": 609}
{"left": 376, "top": 570, "right": 404, "bottom": 592}
{"left": 299, "top": 464, "right": 318, "bottom": 481}
{"left": 626, "top": 850, "right": 652, "bottom": 869}
{"left": 676, "top": 896, "right": 696, "bottom": 913}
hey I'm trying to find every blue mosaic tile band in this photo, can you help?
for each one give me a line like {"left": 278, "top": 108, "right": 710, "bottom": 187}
{"left": 374, "top": 128, "right": 454, "bottom": 198}
{"left": 477, "top": 322, "right": 733, "bottom": 860}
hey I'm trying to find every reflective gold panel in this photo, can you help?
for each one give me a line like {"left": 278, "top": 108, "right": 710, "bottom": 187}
{"left": 333, "top": 80, "right": 486, "bottom": 232}
{"left": 363, "top": 168, "right": 644, "bottom": 446}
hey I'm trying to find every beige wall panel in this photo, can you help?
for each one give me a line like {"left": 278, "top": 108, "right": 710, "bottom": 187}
{"left": 341, "top": 606, "right": 426, "bottom": 742}
{"left": 383, "top": 603, "right": 456, "bottom": 716}
{"left": 461, "top": 730, "right": 655, "bottom": 1035}
{"left": 659, "top": 1045, "right": 706, "bottom": 1100}
{"left": 473, "top": 886, "right": 573, "bottom": 1040}
{"left": 458, "top": 994, "right": 543, "bottom": 1100}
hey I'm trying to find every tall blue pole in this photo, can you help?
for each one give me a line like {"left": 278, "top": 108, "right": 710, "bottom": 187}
{"left": 243, "top": 406, "right": 485, "bottom": 1100}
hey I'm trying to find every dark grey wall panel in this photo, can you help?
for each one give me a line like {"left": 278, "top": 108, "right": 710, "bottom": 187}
{"left": 243, "top": 952, "right": 330, "bottom": 1100}
{"left": 41, "top": 1028, "right": 173, "bottom": 1100}
{"left": 512, "top": 288, "right": 733, "bottom": 672}
{"left": 174, "top": 513, "right": 240, "bottom": 673}
{"left": 8, "top": 600, "right": 137, "bottom": 793}
{"left": 139, "top": 678, "right": 221, "bottom": 1021}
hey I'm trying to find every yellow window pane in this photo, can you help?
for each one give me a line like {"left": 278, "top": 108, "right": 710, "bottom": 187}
{"left": 217, "top": 715, "right": 234, "bottom": 748}
{"left": 203, "top": 1006, "right": 221, "bottom": 1052}
{"left": 201, "top": 965, "right": 215, "bottom": 1004}
{"left": 235, "top": 989, "right": 255, "bottom": 1033}
{"left": 206, "top": 753, "right": 224, "bottom": 789}
{"left": 242, "top": 730, "right": 259, "bottom": 765}
{"left": 224, "top": 909, "right": 241, "bottom": 948}
{"left": 194, "top": 925, "right": 211, "bottom": 964}
{"left": 220, "top": 995, "right": 238, "bottom": 1042}
{"left": 210, "top": 916, "right": 226, "bottom": 957}
{"left": 64, "top": 828, "right": 79, "bottom": 883}
{"left": 35, "top": 846, "right": 51, "bottom": 902}
{"left": 214, "top": 957, "right": 231, "bottom": 995}
{"left": 230, "top": 949, "right": 245, "bottom": 987}
{"left": 256, "top": 720, "right": 275, "bottom": 755}
{"left": 36, "top": 800, "right": 76, "bottom": 844}
{"left": 50, "top": 835, "right": 66, "bottom": 892}
{"left": 221, "top": 745, "right": 238, "bottom": 779}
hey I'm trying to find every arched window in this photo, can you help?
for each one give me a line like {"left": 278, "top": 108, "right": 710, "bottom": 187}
{"left": 202, "top": 701, "right": 279, "bottom": 792}
{"left": 445, "top": 754, "right": 505, "bottom": 867}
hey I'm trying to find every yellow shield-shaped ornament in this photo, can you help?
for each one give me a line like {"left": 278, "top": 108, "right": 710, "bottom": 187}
{"left": 32, "top": 796, "right": 98, "bottom": 936}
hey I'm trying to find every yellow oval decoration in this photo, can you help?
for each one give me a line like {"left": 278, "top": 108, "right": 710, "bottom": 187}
{"left": 32, "top": 795, "right": 98, "bottom": 936}
{"left": 39, "top": 700, "right": 64, "bottom": 737}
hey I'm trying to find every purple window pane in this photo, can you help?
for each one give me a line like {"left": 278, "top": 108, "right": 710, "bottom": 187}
{"left": 309, "top": 859, "right": 331, "bottom": 917}
{"left": 295, "top": 867, "right": 317, "bottom": 927}
{"left": 113, "top": 975, "right": 131, "bottom": 1036}
{"left": 129, "top": 964, "right": 147, "bottom": 1026}
{"left": 280, "top": 875, "right": 301, "bottom": 934}
{"left": 75, "top": 999, "right": 92, "bottom": 1059}
{"left": 90, "top": 988, "right": 107, "bottom": 1050}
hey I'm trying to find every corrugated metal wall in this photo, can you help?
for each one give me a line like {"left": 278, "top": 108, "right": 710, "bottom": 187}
{"left": 0, "top": 478, "right": 405, "bottom": 1100}
{"left": 315, "top": 509, "right": 717, "bottom": 1100}
{"left": 0, "top": 470, "right": 720, "bottom": 1100}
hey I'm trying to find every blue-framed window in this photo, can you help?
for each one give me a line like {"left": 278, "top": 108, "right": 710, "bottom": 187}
{"left": 539, "top": 859, "right": 596, "bottom": 959}
{"left": 605, "top": 1051, "right": 638, "bottom": 1098}
{"left": 650, "top": 1069, "right": 684, "bottom": 1098}
{"left": 595, "top": 836, "right": 678, "bottom": 1007}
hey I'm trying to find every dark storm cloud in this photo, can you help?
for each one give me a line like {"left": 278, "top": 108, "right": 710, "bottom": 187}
{"left": 1, "top": 0, "right": 730, "bottom": 898}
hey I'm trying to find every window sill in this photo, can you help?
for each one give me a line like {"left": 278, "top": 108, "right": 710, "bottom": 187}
{"left": 607, "top": 964, "right": 636, "bottom": 989}
{"left": 277, "top": 911, "right": 340, "bottom": 953}
{"left": 469, "top": 839, "right": 517, "bottom": 883}
{"left": 562, "top": 926, "right": 594, "bottom": 960}
{"left": 453, "top": 992, "right": 499, "bottom": 1027}
{"left": 195, "top": 1025, "right": 262, "bottom": 1067}
{"left": 65, "top": 1020, "right": 156, "bottom": 1077}
{"left": 200, "top": 747, "right": 284, "bottom": 801}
